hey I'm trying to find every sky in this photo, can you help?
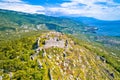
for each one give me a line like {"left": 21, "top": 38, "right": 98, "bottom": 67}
{"left": 0, "top": 0, "right": 120, "bottom": 20}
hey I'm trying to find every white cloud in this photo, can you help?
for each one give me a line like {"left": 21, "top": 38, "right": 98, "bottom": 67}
{"left": 1, "top": 0, "right": 22, "bottom": 3}
{"left": 71, "top": 0, "right": 113, "bottom": 5}
{"left": 47, "top": 0, "right": 120, "bottom": 20}
{"left": 0, "top": 0, "right": 45, "bottom": 14}
{"left": 61, "top": 2, "right": 78, "bottom": 7}
{"left": 0, "top": 0, "right": 120, "bottom": 20}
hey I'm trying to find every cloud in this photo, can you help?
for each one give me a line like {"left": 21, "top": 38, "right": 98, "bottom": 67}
{"left": 0, "top": 0, "right": 45, "bottom": 14}
{"left": 47, "top": 0, "right": 120, "bottom": 20}
{"left": 0, "top": 0, "right": 120, "bottom": 20}
{"left": 1, "top": 0, "right": 22, "bottom": 3}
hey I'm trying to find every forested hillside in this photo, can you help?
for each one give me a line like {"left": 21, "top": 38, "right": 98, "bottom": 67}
{"left": 0, "top": 9, "right": 85, "bottom": 34}
{"left": 0, "top": 9, "right": 120, "bottom": 80}
{"left": 0, "top": 31, "right": 120, "bottom": 80}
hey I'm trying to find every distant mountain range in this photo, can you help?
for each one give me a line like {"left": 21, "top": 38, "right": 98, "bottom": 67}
{"left": 1, "top": 9, "right": 120, "bottom": 36}
{"left": 68, "top": 17, "right": 120, "bottom": 36}
{"left": 0, "top": 9, "right": 86, "bottom": 34}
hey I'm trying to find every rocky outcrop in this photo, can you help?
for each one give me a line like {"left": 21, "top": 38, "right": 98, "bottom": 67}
{"left": 0, "top": 76, "right": 2, "bottom": 80}
{"left": 30, "top": 38, "right": 41, "bottom": 60}
{"left": 36, "top": 38, "right": 40, "bottom": 49}
{"left": 9, "top": 72, "right": 12, "bottom": 80}
{"left": 44, "top": 37, "right": 65, "bottom": 49}
{"left": 105, "top": 69, "right": 115, "bottom": 79}
{"left": 100, "top": 56, "right": 106, "bottom": 63}
{"left": 42, "top": 49, "right": 46, "bottom": 57}
{"left": 37, "top": 59, "right": 43, "bottom": 69}
{"left": 63, "top": 52, "right": 67, "bottom": 58}
{"left": 28, "top": 31, "right": 119, "bottom": 80}
{"left": 30, "top": 47, "right": 41, "bottom": 60}
{"left": 48, "top": 69, "right": 53, "bottom": 80}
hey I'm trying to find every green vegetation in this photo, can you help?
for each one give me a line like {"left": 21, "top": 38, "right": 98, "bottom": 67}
{"left": 0, "top": 31, "right": 46, "bottom": 80}
{"left": 0, "top": 9, "right": 85, "bottom": 34}
{"left": 0, "top": 9, "right": 120, "bottom": 80}
{"left": 68, "top": 34, "right": 120, "bottom": 73}
{"left": 0, "top": 31, "right": 119, "bottom": 80}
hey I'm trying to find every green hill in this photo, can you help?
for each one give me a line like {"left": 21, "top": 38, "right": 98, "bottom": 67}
{"left": 0, "top": 9, "right": 85, "bottom": 34}
{"left": 0, "top": 31, "right": 120, "bottom": 80}
{"left": 0, "top": 9, "right": 120, "bottom": 80}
